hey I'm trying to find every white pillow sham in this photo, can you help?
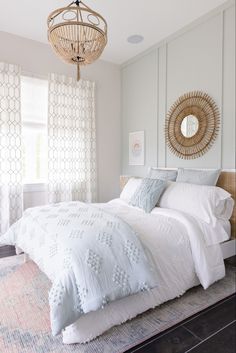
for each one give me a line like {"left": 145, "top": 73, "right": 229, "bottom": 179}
{"left": 159, "top": 182, "right": 234, "bottom": 226}
{"left": 120, "top": 177, "right": 142, "bottom": 203}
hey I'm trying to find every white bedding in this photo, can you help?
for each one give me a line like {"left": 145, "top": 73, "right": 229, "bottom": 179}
{"left": 62, "top": 198, "right": 225, "bottom": 343}
{"left": 1, "top": 201, "right": 160, "bottom": 336}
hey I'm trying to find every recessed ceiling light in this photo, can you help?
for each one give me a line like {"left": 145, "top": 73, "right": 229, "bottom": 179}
{"left": 127, "top": 35, "right": 144, "bottom": 44}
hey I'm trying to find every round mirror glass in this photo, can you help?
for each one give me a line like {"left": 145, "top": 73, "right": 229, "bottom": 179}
{"left": 181, "top": 115, "right": 199, "bottom": 138}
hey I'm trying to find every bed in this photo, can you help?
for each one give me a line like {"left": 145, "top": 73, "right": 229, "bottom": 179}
{"left": 0, "top": 170, "right": 235, "bottom": 344}
{"left": 62, "top": 170, "right": 236, "bottom": 344}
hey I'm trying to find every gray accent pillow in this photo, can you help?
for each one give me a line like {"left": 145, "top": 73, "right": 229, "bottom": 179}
{"left": 176, "top": 168, "right": 221, "bottom": 186}
{"left": 129, "top": 178, "right": 167, "bottom": 213}
{"left": 148, "top": 167, "right": 177, "bottom": 181}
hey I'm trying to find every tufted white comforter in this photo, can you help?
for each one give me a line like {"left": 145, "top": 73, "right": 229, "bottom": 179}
{"left": 0, "top": 198, "right": 225, "bottom": 342}
{"left": 0, "top": 201, "right": 160, "bottom": 335}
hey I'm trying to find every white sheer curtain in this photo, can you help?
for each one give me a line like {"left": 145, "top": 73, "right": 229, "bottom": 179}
{"left": 48, "top": 74, "right": 97, "bottom": 203}
{"left": 0, "top": 62, "right": 23, "bottom": 236}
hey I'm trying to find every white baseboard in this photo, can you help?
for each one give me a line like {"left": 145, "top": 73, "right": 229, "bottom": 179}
{"left": 221, "top": 239, "right": 236, "bottom": 259}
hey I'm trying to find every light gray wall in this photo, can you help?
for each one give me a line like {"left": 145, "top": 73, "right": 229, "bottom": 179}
{"left": 121, "top": 1, "right": 235, "bottom": 175}
{"left": 122, "top": 50, "right": 158, "bottom": 177}
{"left": 0, "top": 31, "right": 121, "bottom": 203}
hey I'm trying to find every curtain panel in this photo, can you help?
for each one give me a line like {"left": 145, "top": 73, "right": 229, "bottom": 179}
{"left": 0, "top": 62, "right": 23, "bottom": 236}
{"left": 48, "top": 74, "right": 97, "bottom": 203}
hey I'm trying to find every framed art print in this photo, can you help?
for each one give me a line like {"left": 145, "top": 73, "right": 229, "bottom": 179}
{"left": 129, "top": 131, "right": 145, "bottom": 165}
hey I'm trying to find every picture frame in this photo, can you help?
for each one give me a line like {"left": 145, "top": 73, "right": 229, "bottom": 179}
{"left": 129, "top": 131, "right": 145, "bottom": 166}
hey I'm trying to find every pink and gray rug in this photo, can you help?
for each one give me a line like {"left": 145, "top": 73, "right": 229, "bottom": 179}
{"left": 0, "top": 255, "right": 235, "bottom": 353}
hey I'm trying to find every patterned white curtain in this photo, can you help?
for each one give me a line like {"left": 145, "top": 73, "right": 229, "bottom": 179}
{"left": 0, "top": 62, "right": 23, "bottom": 236}
{"left": 48, "top": 74, "right": 97, "bottom": 203}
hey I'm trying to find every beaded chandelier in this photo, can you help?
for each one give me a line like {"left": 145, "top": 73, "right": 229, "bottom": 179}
{"left": 47, "top": 0, "right": 107, "bottom": 80}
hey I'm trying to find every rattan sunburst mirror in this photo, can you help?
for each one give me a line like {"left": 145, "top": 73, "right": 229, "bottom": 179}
{"left": 165, "top": 91, "right": 220, "bottom": 159}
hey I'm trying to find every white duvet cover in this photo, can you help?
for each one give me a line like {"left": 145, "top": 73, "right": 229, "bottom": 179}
{"left": 63, "top": 198, "right": 225, "bottom": 343}
{"left": 0, "top": 201, "right": 159, "bottom": 336}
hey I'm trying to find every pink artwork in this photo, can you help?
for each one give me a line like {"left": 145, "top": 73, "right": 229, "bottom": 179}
{"left": 129, "top": 131, "right": 145, "bottom": 165}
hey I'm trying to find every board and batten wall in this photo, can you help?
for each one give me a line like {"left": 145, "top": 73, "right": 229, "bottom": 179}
{"left": 0, "top": 31, "right": 121, "bottom": 205}
{"left": 121, "top": 1, "right": 235, "bottom": 176}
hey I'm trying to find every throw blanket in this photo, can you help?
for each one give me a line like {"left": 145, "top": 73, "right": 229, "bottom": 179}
{"left": 0, "top": 202, "right": 158, "bottom": 335}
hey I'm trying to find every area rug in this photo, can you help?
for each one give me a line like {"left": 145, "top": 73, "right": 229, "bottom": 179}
{"left": 0, "top": 255, "right": 235, "bottom": 353}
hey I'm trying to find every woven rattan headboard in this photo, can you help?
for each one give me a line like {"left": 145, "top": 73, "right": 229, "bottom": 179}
{"left": 217, "top": 171, "right": 236, "bottom": 239}
{"left": 120, "top": 170, "right": 236, "bottom": 240}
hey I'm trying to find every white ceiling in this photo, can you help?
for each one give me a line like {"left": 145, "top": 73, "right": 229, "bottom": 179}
{"left": 0, "top": 0, "right": 228, "bottom": 64}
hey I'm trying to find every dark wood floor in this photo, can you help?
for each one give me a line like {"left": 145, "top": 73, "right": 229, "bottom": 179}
{"left": 127, "top": 256, "right": 236, "bottom": 352}
{"left": 0, "top": 247, "right": 235, "bottom": 353}
{"left": 126, "top": 294, "right": 236, "bottom": 353}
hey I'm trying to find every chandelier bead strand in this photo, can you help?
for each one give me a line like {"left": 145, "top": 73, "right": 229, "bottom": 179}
{"left": 47, "top": 1, "right": 107, "bottom": 81}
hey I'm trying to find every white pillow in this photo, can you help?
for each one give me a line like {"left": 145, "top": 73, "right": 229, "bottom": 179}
{"left": 159, "top": 182, "right": 234, "bottom": 226}
{"left": 120, "top": 177, "right": 142, "bottom": 203}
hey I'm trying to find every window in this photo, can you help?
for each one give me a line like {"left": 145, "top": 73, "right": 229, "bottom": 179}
{"left": 21, "top": 76, "right": 48, "bottom": 184}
